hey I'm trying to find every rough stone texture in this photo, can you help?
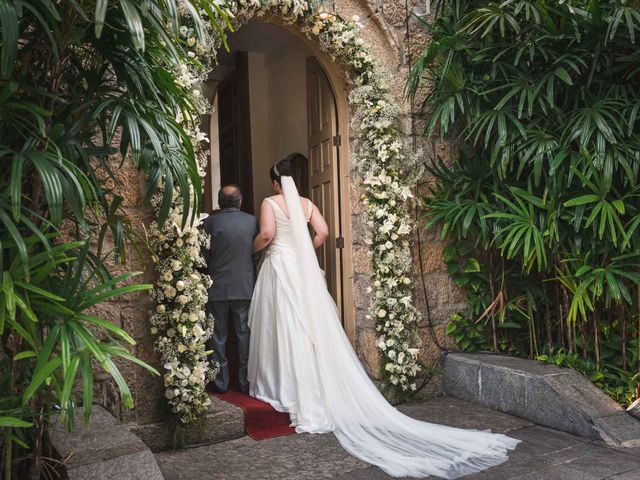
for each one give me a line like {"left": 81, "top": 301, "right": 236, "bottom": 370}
{"left": 627, "top": 398, "right": 640, "bottom": 420}
{"left": 155, "top": 396, "right": 640, "bottom": 480}
{"left": 130, "top": 394, "right": 245, "bottom": 452}
{"left": 50, "top": 405, "right": 163, "bottom": 480}
{"left": 443, "top": 352, "right": 640, "bottom": 447}
{"left": 594, "top": 413, "right": 640, "bottom": 448}
{"left": 355, "top": 328, "right": 381, "bottom": 378}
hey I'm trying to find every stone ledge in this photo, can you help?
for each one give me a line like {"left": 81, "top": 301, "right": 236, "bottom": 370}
{"left": 50, "top": 405, "right": 164, "bottom": 480}
{"left": 443, "top": 352, "right": 640, "bottom": 447}
{"left": 130, "top": 394, "right": 245, "bottom": 452}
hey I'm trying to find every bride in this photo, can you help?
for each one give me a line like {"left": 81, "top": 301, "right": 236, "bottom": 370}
{"left": 247, "top": 158, "right": 520, "bottom": 479}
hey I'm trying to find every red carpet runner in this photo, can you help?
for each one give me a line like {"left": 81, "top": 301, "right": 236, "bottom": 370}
{"left": 213, "top": 391, "right": 295, "bottom": 440}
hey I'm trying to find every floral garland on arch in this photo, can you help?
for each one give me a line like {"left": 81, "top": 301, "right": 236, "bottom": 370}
{"left": 148, "top": 13, "right": 219, "bottom": 424}
{"left": 150, "top": 0, "right": 422, "bottom": 424}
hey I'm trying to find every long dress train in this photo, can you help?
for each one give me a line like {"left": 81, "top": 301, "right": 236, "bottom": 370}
{"left": 248, "top": 178, "right": 520, "bottom": 479}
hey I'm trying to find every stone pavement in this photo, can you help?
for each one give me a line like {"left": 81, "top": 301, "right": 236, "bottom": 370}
{"left": 154, "top": 396, "right": 640, "bottom": 480}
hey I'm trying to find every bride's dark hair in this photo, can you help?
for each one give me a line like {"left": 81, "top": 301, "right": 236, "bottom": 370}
{"left": 270, "top": 157, "right": 293, "bottom": 185}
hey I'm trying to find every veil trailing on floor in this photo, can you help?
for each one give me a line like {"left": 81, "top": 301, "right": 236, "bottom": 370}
{"left": 280, "top": 175, "right": 520, "bottom": 479}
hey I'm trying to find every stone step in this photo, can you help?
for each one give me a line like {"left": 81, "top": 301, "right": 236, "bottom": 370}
{"left": 130, "top": 394, "right": 245, "bottom": 452}
{"left": 443, "top": 352, "right": 640, "bottom": 447}
{"left": 51, "top": 405, "right": 164, "bottom": 480}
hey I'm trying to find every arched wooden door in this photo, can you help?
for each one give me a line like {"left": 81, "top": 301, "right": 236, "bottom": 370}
{"left": 306, "top": 57, "right": 344, "bottom": 321}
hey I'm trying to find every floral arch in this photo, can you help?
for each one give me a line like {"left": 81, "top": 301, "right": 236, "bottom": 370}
{"left": 149, "top": 0, "right": 421, "bottom": 423}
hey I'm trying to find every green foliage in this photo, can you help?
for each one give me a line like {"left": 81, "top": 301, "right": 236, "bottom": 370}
{"left": 0, "top": 1, "right": 228, "bottom": 477}
{"left": 410, "top": 0, "right": 640, "bottom": 406}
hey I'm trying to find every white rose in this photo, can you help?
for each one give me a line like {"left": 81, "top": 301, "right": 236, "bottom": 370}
{"left": 377, "top": 309, "right": 387, "bottom": 318}
{"left": 176, "top": 280, "right": 186, "bottom": 291}
{"left": 156, "top": 304, "right": 166, "bottom": 314}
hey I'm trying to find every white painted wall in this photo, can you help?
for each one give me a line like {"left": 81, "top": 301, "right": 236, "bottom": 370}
{"left": 208, "top": 86, "right": 221, "bottom": 210}
{"left": 208, "top": 22, "right": 311, "bottom": 213}
{"left": 248, "top": 45, "right": 310, "bottom": 213}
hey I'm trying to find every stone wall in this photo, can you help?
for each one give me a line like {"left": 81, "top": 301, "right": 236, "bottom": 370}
{"left": 93, "top": 157, "right": 168, "bottom": 426}
{"left": 342, "top": 0, "right": 459, "bottom": 378}
{"left": 102, "top": 0, "right": 459, "bottom": 431}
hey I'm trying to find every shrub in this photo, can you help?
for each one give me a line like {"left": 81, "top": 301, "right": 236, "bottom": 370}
{"left": 409, "top": 0, "right": 640, "bottom": 406}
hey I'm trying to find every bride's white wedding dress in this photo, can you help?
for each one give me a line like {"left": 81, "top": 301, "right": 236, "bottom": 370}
{"left": 248, "top": 176, "right": 520, "bottom": 479}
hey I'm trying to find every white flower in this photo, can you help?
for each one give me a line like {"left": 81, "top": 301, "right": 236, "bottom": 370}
{"left": 176, "top": 280, "right": 186, "bottom": 291}
{"left": 377, "top": 309, "right": 387, "bottom": 318}
{"left": 156, "top": 305, "right": 166, "bottom": 314}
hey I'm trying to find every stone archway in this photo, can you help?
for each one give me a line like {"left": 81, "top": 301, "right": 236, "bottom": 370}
{"left": 145, "top": 0, "right": 423, "bottom": 437}
{"left": 203, "top": 17, "right": 358, "bottom": 344}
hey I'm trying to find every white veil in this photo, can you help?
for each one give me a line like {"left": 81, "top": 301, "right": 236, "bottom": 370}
{"left": 280, "top": 176, "right": 519, "bottom": 479}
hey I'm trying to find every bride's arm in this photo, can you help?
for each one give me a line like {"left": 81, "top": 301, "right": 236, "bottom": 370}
{"left": 308, "top": 202, "right": 329, "bottom": 249}
{"left": 254, "top": 200, "right": 276, "bottom": 253}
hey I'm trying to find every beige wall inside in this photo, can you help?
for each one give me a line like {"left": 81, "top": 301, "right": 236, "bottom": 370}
{"left": 208, "top": 91, "right": 221, "bottom": 210}
{"left": 247, "top": 45, "right": 310, "bottom": 213}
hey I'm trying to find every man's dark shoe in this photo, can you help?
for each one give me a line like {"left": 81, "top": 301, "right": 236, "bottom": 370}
{"left": 207, "top": 384, "right": 227, "bottom": 394}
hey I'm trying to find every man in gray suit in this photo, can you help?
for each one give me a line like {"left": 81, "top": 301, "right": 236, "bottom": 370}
{"left": 202, "top": 185, "right": 260, "bottom": 393}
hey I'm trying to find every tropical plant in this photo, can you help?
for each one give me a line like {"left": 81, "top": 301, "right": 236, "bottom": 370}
{"left": 409, "top": 0, "right": 640, "bottom": 405}
{"left": 0, "top": 1, "right": 227, "bottom": 478}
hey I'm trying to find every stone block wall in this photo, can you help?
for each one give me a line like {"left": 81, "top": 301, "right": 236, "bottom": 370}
{"left": 91, "top": 156, "right": 168, "bottom": 426}
{"left": 343, "top": 0, "right": 460, "bottom": 378}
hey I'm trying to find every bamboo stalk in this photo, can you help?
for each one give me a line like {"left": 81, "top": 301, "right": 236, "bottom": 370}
{"left": 3, "top": 430, "right": 12, "bottom": 480}
{"left": 545, "top": 291, "right": 553, "bottom": 350}
{"left": 636, "top": 287, "right": 640, "bottom": 398}
{"left": 621, "top": 304, "right": 626, "bottom": 371}
{"left": 593, "top": 314, "right": 601, "bottom": 370}
{"left": 489, "top": 252, "right": 498, "bottom": 351}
